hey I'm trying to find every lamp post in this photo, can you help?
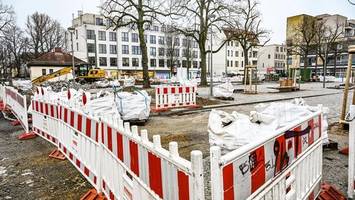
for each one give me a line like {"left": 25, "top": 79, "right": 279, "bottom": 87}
{"left": 67, "top": 27, "right": 76, "bottom": 79}
{"left": 209, "top": 14, "right": 216, "bottom": 97}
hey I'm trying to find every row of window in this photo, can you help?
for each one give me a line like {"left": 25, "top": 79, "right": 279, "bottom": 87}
{"left": 88, "top": 57, "right": 200, "bottom": 68}
{"left": 227, "top": 60, "right": 244, "bottom": 68}
{"left": 87, "top": 30, "right": 198, "bottom": 48}
{"left": 227, "top": 50, "right": 258, "bottom": 58}
{"left": 88, "top": 43, "right": 200, "bottom": 58}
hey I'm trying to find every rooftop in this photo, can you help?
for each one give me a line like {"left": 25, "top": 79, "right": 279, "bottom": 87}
{"left": 28, "top": 48, "right": 88, "bottom": 67}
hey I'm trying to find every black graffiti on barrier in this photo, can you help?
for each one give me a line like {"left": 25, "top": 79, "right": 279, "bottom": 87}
{"left": 239, "top": 151, "right": 261, "bottom": 176}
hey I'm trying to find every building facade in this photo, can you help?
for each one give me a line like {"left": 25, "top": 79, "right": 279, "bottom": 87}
{"left": 286, "top": 13, "right": 355, "bottom": 77}
{"left": 68, "top": 12, "right": 202, "bottom": 79}
{"left": 68, "top": 12, "right": 259, "bottom": 78}
{"left": 257, "top": 44, "right": 287, "bottom": 75}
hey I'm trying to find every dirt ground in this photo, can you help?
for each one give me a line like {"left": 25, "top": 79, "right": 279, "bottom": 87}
{"left": 0, "top": 113, "right": 91, "bottom": 200}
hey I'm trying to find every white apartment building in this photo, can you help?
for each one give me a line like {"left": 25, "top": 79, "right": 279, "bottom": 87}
{"left": 212, "top": 30, "right": 259, "bottom": 76}
{"left": 69, "top": 12, "right": 201, "bottom": 79}
{"left": 257, "top": 44, "right": 287, "bottom": 75}
{"left": 68, "top": 12, "right": 259, "bottom": 78}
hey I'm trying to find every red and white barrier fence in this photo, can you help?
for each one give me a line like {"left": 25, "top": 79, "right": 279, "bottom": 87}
{"left": 155, "top": 85, "right": 197, "bottom": 111}
{"left": 3, "top": 86, "right": 30, "bottom": 133}
{"left": 210, "top": 109, "right": 323, "bottom": 200}
{"left": 31, "top": 87, "right": 204, "bottom": 200}
{"left": 348, "top": 105, "right": 355, "bottom": 198}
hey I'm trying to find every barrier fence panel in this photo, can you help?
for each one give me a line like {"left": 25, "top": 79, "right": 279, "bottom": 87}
{"left": 100, "top": 115, "right": 204, "bottom": 200}
{"left": 348, "top": 105, "right": 355, "bottom": 198}
{"left": 155, "top": 85, "right": 197, "bottom": 110}
{"left": 0, "top": 84, "right": 5, "bottom": 102}
{"left": 4, "top": 86, "right": 29, "bottom": 133}
{"left": 31, "top": 88, "right": 204, "bottom": 200}
{"left": 210, "top": 110, "right": 323, "bottom": 200}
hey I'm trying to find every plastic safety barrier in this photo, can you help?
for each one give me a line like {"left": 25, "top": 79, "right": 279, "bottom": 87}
{"left": 4, "top": 86, "right": 30, "bottom": 133}
{"left": 155, "top": 85, "right": 197, "bottom": 111}
{"left": 210, "top": 110, "right": 323, "bottom": 200}
{"left": 348, "top": 105, "right": 355, "bottom": 198}
{"left": 31, "top": 87, "right": 205, "bottom": 200}
{"left": 0, "top": 84, "right": 5, "bottom": 102}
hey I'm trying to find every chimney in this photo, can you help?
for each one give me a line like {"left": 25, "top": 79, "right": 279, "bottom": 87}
{"left": 54, "top": 47, "right": 62, "bottom": 53}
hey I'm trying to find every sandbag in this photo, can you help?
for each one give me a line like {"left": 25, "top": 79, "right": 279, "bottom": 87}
{"left": 213, "top": 82, "right": 234, "bottom": 98}
{"left": 115, "top": 90, "right": 151, "bottom": 121}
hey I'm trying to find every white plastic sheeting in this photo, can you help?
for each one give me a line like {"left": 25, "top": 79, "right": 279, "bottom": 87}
{"left": 13, "top": 79, "right": 32, "bottom": 91}
{"left": 115, "top": 90, "right": 151, "bottom": 121}
{"left": 208, "top": 98, "right": 329, "bottom": 153}
{"left": 213, "top": 82, "right": 234, "bottom": 98}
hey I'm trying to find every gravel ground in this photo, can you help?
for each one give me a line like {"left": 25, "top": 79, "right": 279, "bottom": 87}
{"left": 0, "top": 113, "right": 91, "bottom": 200}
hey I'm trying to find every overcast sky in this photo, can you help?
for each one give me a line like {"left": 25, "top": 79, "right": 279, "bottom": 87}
{"left": 3, "top": 0, "right": 355, "bottom": 44}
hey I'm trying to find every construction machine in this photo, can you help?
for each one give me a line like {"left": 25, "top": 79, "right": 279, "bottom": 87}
{"left": 32, "top": 65, "right": 107, "bottom": 85}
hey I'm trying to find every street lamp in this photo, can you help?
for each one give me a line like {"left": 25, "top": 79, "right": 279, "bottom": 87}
{"left": 209, "top": 14, "right": 216, "bottom": 97}
{"left": 67, "top": 27, "right": 76, "bottom": 80}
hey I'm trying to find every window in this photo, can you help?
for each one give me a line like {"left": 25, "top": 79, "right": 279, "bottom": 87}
{"left": 109, "top": 32, "right": 117, "bottom": 41}
{"left": 227, "top": 50, "right": 230, "bottom": 57}
{"left": 174, "top": 49, "right": 180, "bottom": 57}
{"left": 110, "top": 58, "right": 117, "bottom": 67}
{"left": 75, "top": 30, "right": 78, "bottom": 39}
{"left": 88, "top": 57, "right": 96, "bottom": 65}
{"left": 42, "top": 69, "right": 46, "bottom": 75}
{"left": 122, "top": 58, "right": 129, "bottom": 67}
{"left": 49, "top": 69, "right": 54, "bottom": 74}
{"left": 144, "top": 35, "right": 147, "bottom": 43}
{"left": 150, "top": 47, "right": 156, "bottom": 56}
{"left": 132, "top": 58, "right": 139, "bottom": 67}
{"left": 132, "top": 46, "right": 141, "bottom": 55}
{"left": 132, "top": 33, "right": 139, "bottom": 42}
{"left": 110, "top": 45, "right": 117, "bottom": 54}
{"left": 230, "top": 60, "right": 233, "bottom": 67}
{"left": 144, "top": 24, "right": 151, "bottom": 30}
{"left": 193, "top": 41, "right": 198, "bottom": 48}
{"left": 158, "top": 36, "right": 165, "bottom": 45}
{"left": 150, "top": 35, "right": 156, "bottom": 44}
{"left": 268, "top": 54, "right": 271, "bottom": 59}
{"left": 96, "top": 18, "right": 104, "bottom": 26}
{"left": 182, "top": 60, "right": 187, "bottom": 68}
{"left": 159, "top": 59, "right": 165, "bottom": 67}
{"left": 122, "top": 45, "right": 129, "bottom": 54}
{"left": 192, "top": 51, "right": 198, "bottom": 58}
{"left": 158, "top": 48, "right": 165, "bottom": 56}
{"left": 122, "top": 32, "right": 129, "bottom": 42}
{"left": 99, "top": 44, "right": 107, "bottom": 54}
{"left": 153, "top": 26, "right": 159, "bottom": 32}
{"left": 150, "top": 59, "right": 156, "bottom": 67}
{"left": 182, "top": 39, "right": 187, "bottom": 47}
{"left": 227, "top": 60, "right": 229, "bottom": 67}
{"left": 161, "top": 25, "right": 166, "bottom": 32}
{"left": 235, "top": 61, "right": 238, "bottom": 68}
{"left": 235, "top": 51, "right": 239, "bottom": 57}
{"left": 174, "top": 37, "right": 180, "bottom": 46}
{"left": 276, "top": 47, "right": 279, "bottom": 52}
{"left": 98, "top": 31, "right": 106, "bottom": 41}
{"left": 166, "top": 36, "right": 172, "bottom": 45}
{"left": 76, "top": 43, "right": 79, "bottom": 51}
{"left": 99, "top": 57, "right": 107, "bottom": 66}
{"left": 253, "top": 51, "right": 257, "bottom": 58}
{"left": 231, "top": 41, "right": 233, "bottom": 46}
{"left": 87, "top": 30, "right": 95, "bottom": 40}
{"left": 193, "top": 61, "right": 198, "bottom": 68}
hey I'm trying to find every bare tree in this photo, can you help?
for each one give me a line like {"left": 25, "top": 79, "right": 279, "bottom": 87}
{"left": 184, "top": 36, "right": 194, "bottom": 79}
{"left": 228, "top": 0, "right": 270, "bottom": 79}
{"left": 287, "top": 17, "right": 317, "bottom": 72}
{"left": 101, "top": 0, "right": 177, "bottom": 88}
{"left": 174, "top": 0, "right": 234, "bottom": 86}
{"left": 0, "top": 1, "right": 14, "bottom": 33}
{"left": 165, "top": 25, "right": 181, "bottom": 78}
{"left": 314, "top": 18, "right": 344, "bottom": 87}
{"left": 26, "top": 12, "right": 65, "bottom": 58}
{"left": 3, "top": 24, "right": 29, "bottom": 77}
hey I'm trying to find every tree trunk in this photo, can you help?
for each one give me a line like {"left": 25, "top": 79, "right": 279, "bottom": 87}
{"left": 333, "top": 50, "right": 337, "bottom": 76}
{"left": 137, "top": 25, "right": 150, "bottom": 88}
{"left": 315, "top": 54, "right": 318, "bottom": 78}
{"left": 200, "top": 49, "right": 207, "bottom": 86}
{"left": 243, "top": 49, "right": 249, "bottom": 83}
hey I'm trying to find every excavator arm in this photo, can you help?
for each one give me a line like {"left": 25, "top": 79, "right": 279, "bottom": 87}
{"left": 32, "top": 67, "right": 72, "bottom": 85}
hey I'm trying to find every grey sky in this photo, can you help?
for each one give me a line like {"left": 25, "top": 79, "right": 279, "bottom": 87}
{"left": 3, "top": 0, "right": 355, "bottom": 44}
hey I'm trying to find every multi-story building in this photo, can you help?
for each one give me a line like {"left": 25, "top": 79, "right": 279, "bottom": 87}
{"left": 211, "top": 29, "right": 259, "bottom": 76}
{"left": 68, "top": 12, "right": 201, "bottom": 79}
{"left": 257, "top": 44, "right": 287, "bottom": 75}
{"left": 286, "top": 13, "right": 355, "bottom": 77}
{"left": 68, "top": 12, "right": 259, "bottom": 79}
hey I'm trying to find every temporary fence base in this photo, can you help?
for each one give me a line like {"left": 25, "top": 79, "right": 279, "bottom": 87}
{"left": 80, "top": 189, "right": 107, "bottom": 200}
{"left": 317, "top": 183, "right": 346, "bottom": 200}
{"left": 152, "top": 104, "right": 201, "bottom": 113}
{"left": 49, "top": 149, "right": 66, "bottom": 160}
{"left": 18, "top": 132, "right": 37, "bottom": 140}
{"left": 10, "top": 119, "right": 21, "bottom": 126}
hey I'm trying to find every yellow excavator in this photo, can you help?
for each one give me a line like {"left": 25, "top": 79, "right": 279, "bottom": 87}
{"left": 32, "top": 66, "right": 106, "bottom": 85}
